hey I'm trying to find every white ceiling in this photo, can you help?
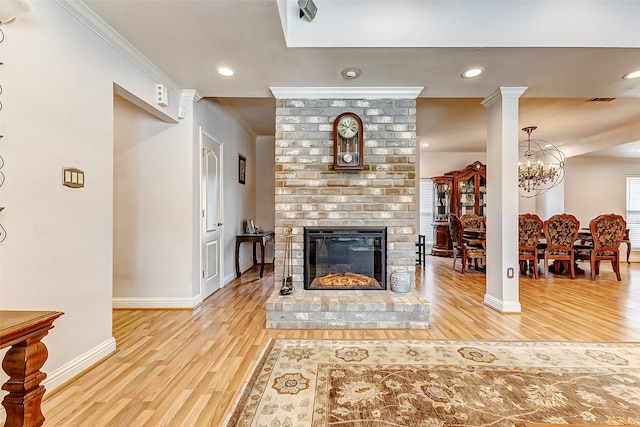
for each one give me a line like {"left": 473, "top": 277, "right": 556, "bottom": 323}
{"left": 80, "top": 0, "right": 640, "bottom": 157}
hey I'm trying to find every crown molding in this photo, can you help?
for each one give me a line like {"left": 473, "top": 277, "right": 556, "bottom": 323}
{"left": 181, "top": 89, "right": 203, "bottom": 103}
{"left": 55, "top": 0, "right": 182, "bottom": 96}
{"left": 270, "top": 87, "right": 424, "bottom": 99}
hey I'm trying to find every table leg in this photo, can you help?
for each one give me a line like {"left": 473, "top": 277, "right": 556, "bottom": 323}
{"left": 1, "top": 334, "right": 49, "bottom": 427}
{"left": 259, "top": 239, "right": 266, "bottom": 278}
{"left": 627, "top": 241, "right": 631, "bottom": 264}
{"left": 252, "top": 242, "right": 258, "bottom": 265}
{"left": 235, "top": 239, "right": 241, "bottom": 278}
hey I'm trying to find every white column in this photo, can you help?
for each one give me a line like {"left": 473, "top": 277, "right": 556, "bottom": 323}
{"left": 481, "top": 87, "right": 527, "bottom": 313}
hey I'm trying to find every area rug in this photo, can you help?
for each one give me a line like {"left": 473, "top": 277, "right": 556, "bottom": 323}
{"left": 223, "top": 339, "right": 640, "bottom": 427}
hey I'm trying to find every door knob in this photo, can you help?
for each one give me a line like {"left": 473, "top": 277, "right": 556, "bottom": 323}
{"left": 217, "top": 222, "right": 223, "bottom": 227}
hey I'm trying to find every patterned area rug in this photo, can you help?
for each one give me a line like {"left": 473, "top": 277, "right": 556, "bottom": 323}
{"left": 223, "top": 339, "right": 640, "bottom": 427}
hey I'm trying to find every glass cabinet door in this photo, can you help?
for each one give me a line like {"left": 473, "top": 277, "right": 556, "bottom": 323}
{"left": 459, "top": 177, "right": 476, "bottom": 216}
{"left": 479, "top": 176, "right": 487, "bottom": 218}
{"left": 433, "top": 181, "right": 451, "bottom": 221}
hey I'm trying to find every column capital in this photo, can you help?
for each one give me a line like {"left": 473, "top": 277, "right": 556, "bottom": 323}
{"left": 481, "top": 87, "right": 528, "bottom": 108}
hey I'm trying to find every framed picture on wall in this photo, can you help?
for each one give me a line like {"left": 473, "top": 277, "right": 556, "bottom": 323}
{"left": 239, "top": 154, "right": 246, "bottom": 185}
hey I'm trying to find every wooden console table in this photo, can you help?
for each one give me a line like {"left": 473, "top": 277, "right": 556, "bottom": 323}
{"left": 235, "top": 232, "right": 275, "bottom": 278}
{"left": 0, "top": 310, "right": 64, "bottom": 427}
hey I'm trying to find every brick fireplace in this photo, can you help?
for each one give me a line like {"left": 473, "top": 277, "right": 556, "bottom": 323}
{"left": 266, "top": 93, "right": 430, "bottom": 329}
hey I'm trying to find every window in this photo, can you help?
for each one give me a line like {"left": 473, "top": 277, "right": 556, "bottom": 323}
{"left": 625, "top": 176, "right": 640, "bottom": 248}
{"left": 419, "top": 178, "right": 434, "bottom": 245}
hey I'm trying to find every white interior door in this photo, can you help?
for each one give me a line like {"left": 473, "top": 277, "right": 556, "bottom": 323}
{"left": 201, "top": 129, "right": 223, "bottom": 298}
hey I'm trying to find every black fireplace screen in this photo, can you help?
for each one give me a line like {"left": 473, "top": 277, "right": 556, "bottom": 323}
{"left": 304, "top": 227, "right": 386, "bottom": 290}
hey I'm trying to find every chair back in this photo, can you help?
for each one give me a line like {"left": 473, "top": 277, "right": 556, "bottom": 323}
{"left": 460, "top": 214, "right": 484, "bottom": 230}
{"left": 518, "top": 213, "right": 543, "bottom": 250}
{"left": 448, "top": 214, "right": 462, "bottom": 249}
{"left": 543, "top": 213, "right": 580, "bottom": 250}
{"left": 590, "top": 213, "right": 626, "bottom": 251}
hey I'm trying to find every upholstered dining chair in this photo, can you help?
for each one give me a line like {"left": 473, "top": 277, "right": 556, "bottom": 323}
{"left": 518, "top": 213, "right": 544, "bottom": 279}
{"left": 448, "top": 214, "right": 464, "bottom": 272}
{"left": 460, "top": 214, "right": 486, "bottom": 273}
{"left": 587, "top": 213, "right": 626, "bottom": 281}
{"left": 543, "top": 213, "right": 580, "bottom": 279}
{"left": 460, "top": 213, "right": 484, "bottom": 230}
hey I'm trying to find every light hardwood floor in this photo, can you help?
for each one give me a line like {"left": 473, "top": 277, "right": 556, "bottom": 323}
{"left": 36, "top": 256, "right": 640, "bottom": 426}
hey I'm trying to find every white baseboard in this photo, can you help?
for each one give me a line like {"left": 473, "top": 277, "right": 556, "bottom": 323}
{"left": 112, "top": 295, "right": 201, "bottom": 309}
{"left": 484, "top": 294, "right": 522, "bottom": 313}
{"left": 0, "top": 337, "right": 117, "bottom": 419}
{"left": 44, "top": 337, "right": 117, "bottom": 391}
{"left": 224, "top": 272, "right": 237, "bottom": 285}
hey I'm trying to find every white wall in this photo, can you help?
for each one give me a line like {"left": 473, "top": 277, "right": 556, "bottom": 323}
{"left": 420, "top": 151, "right": 486, "bottom": 178}
{"left": 113, "top": 99, "right": 196, "bottom": 305}
{"left": 565, "top": 157, "right": 640, "bottom": 227}
{"left": 0, "top": 1, "right": 254, "bottom": 399}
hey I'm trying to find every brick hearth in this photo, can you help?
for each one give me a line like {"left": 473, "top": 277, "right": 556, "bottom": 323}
{"left": 266, "top": 289, "right": 430, "bottom": 329}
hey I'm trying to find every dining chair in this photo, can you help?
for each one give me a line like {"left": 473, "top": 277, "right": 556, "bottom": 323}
{"left": 543, "top": 213, "right": 580, "bottom": 279}
{"left": 588, "top": 213, "right": 626, "bottom": 281}
{"left": 460, "top": 214, "right": 486, "bottom": 271}
{"left": 460, "top": 213, "right": 484, "bottom": 230}
{"left": 449, "top": 214, "right": 464, "bottom": 272}
{"left": 518, "top": 213, "right": 544, "bottom": 279}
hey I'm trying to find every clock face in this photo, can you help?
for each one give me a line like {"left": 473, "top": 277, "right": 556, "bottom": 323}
{"left": 337, "top": 116, "right": 359, "bottom": 138}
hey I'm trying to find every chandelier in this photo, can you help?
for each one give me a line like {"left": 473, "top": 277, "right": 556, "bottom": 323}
{"left": 518, "top": 126, "right": 565, "bottom": 198}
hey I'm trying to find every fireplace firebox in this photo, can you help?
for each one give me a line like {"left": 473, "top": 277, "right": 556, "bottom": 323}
{"left": 304, "top": 227, "right": 387, "bottom": 290}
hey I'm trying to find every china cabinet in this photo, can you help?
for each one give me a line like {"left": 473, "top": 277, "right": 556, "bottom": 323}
{"left": 430, "top": 176, "right": 453, "bottom": 256}
{"left": 452, "top": 161, "right": 487, "bottom": 218}
{"left": 431, "top": 161, "right": 486, "bottom": 256}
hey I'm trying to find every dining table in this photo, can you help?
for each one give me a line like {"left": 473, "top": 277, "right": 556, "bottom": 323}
{"left": 463, "top": 227, "right": 486, "bottom": 244}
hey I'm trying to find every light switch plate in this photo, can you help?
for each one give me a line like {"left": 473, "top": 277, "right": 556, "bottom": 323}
{"left": 63, "top": 168, "right": 84, "bottom": 188}
{"left": 156, "top": 84, "right": 168, "bottom": 107}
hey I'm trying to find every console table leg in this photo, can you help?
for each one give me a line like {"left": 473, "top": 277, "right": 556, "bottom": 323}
{"left": 252, "top": 242, "right": 258, "bottom": 265}
{"left": 235, "top": 239, "right": 242, "bottom": 278}
{"left": 259, "top": 241, "right": 266, "bottom": 278}
{"left": 1, "top": 334, "right": 49, "bottom": 427}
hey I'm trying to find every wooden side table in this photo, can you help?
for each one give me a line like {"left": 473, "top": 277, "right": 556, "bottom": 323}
{"left": 235, "top": 232, "right": 275, "bottom": 278}
{"left": 0, "top": 310, "right": 64, "bottom": 427}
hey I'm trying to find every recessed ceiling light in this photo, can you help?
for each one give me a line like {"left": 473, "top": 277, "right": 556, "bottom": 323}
{"left": 623, "top": 69, "right": 640, "bottom": 80}
{"left": 217, "top": 66, "right": 235, "bottom": 77}
{"left": 341, "top": 68, "right": 361, "bottom": 79}
{"left": 422, "top": 143, "right": 429, "bottom": 147}
{"left": 461, "top": 67, "right": 484, "bottom": 79}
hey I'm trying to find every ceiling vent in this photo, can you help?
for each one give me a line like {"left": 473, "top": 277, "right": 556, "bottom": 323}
{"left": 587, "top": 98, "right": 616, "bottom": 102}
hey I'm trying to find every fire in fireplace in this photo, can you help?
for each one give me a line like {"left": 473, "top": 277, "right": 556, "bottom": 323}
{"left": 304, "top": 227, "right": 387, "bottom": 290}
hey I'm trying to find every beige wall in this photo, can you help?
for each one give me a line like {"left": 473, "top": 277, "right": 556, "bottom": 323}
{"left": 565, "top": 156, "right": 640, "bottom": 227}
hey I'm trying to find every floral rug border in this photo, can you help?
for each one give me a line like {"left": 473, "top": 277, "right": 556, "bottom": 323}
{"left": 223, "top": 339, "right": 640, "bottom": 427}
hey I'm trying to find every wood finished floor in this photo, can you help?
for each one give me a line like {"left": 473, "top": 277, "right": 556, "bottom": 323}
{"left": 36, "top": 256, "right": 640, "bottom": 426}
